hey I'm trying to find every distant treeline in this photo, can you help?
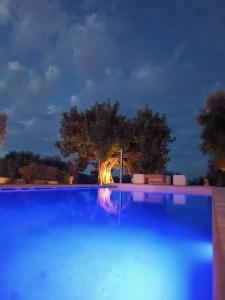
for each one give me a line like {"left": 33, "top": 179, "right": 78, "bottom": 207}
{"left": 0, "top": 151, "right": 98, "bottom": 184}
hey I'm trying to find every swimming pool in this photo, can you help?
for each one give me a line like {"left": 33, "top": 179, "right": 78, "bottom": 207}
{"left": 0, "top": 187, "right": 212, "bottom": 300}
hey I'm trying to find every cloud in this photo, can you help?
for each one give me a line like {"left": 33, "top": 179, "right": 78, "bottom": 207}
{"left": 8, "top": 61, "right": 22, "bottom": 71}
{"left": 173, "top": 44, "right": 186, "bottom": 62}
{"left": 71, "top": 95, "right": 79, "bottom": 106}
{"left": 50, "top": 13, "right": 117, "bottom": 78}
{"left": 131, "top": 64, "right": 163, "bottom": 88}
{"left": 5, "top": 0, "right": 119, "bottom": 79}
{"left": 85, "top": 79, "right": 94, "bottom": 89}
{"left": 0, "top": 0, "right": 11, "bottom": 24}
{"left": 12, "top": 0, "right": 67, "bottom": 52}
{"left": 0, "top": 0, "right": 224, "bottom": 176}
{"left": 17, "top": 118, "right": 36, "bottom": 129}
{"left": 68, "top": 13, "right": 117, "bottom": 78}
{"left": 0, "top": 79, "right": 6, "bottom": 89}
{"left": 45, "top": 65, "right": 61, "bottom": 82}
{"left": 46, "top": 104, "right": 62, "bottom": 116}
{"left": 26, "top": 71, "right": 42, "bottom": 94}
{"left": 0, "top": 59, "right": 62, "bottom": 154}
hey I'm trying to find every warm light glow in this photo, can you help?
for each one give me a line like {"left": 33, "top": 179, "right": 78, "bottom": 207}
{"left": 98, "top": 188, "right": 118, "bottom": 214}
{"left": 99, "top": 158, "right": 119, "bottom": 185}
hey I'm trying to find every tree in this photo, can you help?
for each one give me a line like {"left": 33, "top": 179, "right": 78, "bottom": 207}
{"left": 129, "top": 106, "right": 175, "bottom": 174}
{"left": 5, "top": 151, "right": 67, "bottom": 181}
{"left": 67, "top": 160, "right": 81, "bottom": 183}
{"left": 206, "top": 159, "right": 225, "bottom": 187}
{"left": 56, "top": 101, "right": 130, "bottom": 184}
{"left": 56, "top": 101, "right": 174, "bottom": 184}
{"left": 0, "top": 158, "right": 8, "bottom": 177}
{"left": 0, "top": 113, "right": 7, "bottom": 150}
{"left": 5, "top": 151, "right": 40, "bottom": 179}
{"left": 40, "top": 155, "right": 66, "bottom": 169}
{"left": 197, "top": 91, "right": 225, "bottom": 171}
{"left": 19, "top": 162, "right": 38, "bottom": 183}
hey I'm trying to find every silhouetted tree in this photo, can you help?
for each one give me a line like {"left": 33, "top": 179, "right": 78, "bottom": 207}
{"left": 66, "top": 160, "right": 82, "bottom": 183}
{"left": 0, "top": 113, "right": 7, "bottom": 150}
{"left": 19, "top": 162, "right": 38, "bottom": 183}
{"left": 5, "top": 151, "right": 40, "bottom": 179}
{"left": 5, "top": 151, "right": 67, "bottom": 180}
{"left": 206, "top": 159, "right": 225, "bottom": 187}
{"left": 197, "top": 91, "right": 225, "bottom": 171}
{"left": 39, "top": 155, "right": 66, "bottom": 169}
{"left": 0, "top": 158, "right": 8, "bottom": 177}
{"left": 128, "top": 106, "right": 175, "bottom": 174}
{"left": 56, "top": 101, "right": 131, "bottom": 184}
{"left": 56, "top": 101, "right": 174, "bottom": 184}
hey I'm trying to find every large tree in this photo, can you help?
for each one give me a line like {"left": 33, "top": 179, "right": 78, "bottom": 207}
{"left": 197, "top": 91, "right": 225, "bottom": 171}
{"left": 0, "top": 112, "right": 7, "bottom": 150}
{"left": 56, "top": 101, "right": 130, "bottom": 184}
{"left": 56, "top": 101, "right": 174, "bottom": 184}
{"left": 128, "top": 106, "right": 175, "bottom": 174}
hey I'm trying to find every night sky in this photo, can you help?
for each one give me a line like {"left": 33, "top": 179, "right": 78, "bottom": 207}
{"left": 0, "top": 0, "right": 225, "bottom": 177}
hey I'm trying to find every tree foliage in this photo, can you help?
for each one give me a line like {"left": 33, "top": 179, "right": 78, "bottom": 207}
{"left": 56, "top": 101, "right": 130, "bottom": 163}
{"left": 0, "top": 158, "right": 8, "bottom": 177}
{"left": 5, "top": 151, "right": 40, "bottom": 179}
{"left": 19, "top": 162, "right": 38, "bottom": 183}
{"left": 197, "top": 91, "right": 225, "bottom": 170}
{"left": 0, "top": 112, "right": 7, "bottom": 150}
{"left": 5, "top": 151, "right": 67, "bottom": 180}
{"left": 56, "top": 101, "right": 174, "bottom": 183}
{"left": 128, "top": 106, "right": 175, "bottom": 173}
{"left": 206, "top": 159, "right": 225, "bottom": 187}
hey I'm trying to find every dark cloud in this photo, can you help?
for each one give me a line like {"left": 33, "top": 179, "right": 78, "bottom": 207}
{"left": 0, "top": 0, "right": 225, "bottom": 177}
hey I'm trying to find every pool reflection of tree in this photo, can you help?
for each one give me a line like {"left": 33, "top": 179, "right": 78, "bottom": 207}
{"left": 97, "top": 188, "right": 131, "bottom": 215}
{"left": 98, "top": 188, "right": 117, "bottom": 214}
{"left": 56, "top": 189, "right": 130, "bottom": 225}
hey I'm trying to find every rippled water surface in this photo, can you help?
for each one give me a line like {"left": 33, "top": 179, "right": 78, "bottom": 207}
{"left": 0, "top": 188, "right": 212, "bottom": 300}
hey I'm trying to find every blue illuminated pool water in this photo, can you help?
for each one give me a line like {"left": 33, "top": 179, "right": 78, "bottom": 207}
{"left": 0, "top": 188, "right": 212, "bottom": 300}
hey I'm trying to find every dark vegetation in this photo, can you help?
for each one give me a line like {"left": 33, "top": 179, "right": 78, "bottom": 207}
{"left": 56, "top": 101, "right": 174, "bottom": 184}
{"left": 0, "top": 151, "right": 98, "bottom": 184}
{"left": 0, "top": 112, "right": 7, "bottom": 150}
{"left": 197, "top": 91, "right": 225, "bottom": 186}
{"left": 1, "top": 90, "right": 225, "bottom": 186}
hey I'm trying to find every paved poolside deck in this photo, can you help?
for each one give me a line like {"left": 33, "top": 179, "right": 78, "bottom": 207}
{"left": 212, "top": 187, "right": 225, "bottom": 300}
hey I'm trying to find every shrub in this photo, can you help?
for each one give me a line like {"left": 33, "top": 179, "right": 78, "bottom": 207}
{"left": 19, "top": 162, "right": 38, "bottom": 183}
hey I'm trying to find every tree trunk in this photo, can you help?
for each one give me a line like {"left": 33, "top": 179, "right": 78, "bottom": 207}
{"left": 98, "top": 158, "right": 120, "bottom": 185}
